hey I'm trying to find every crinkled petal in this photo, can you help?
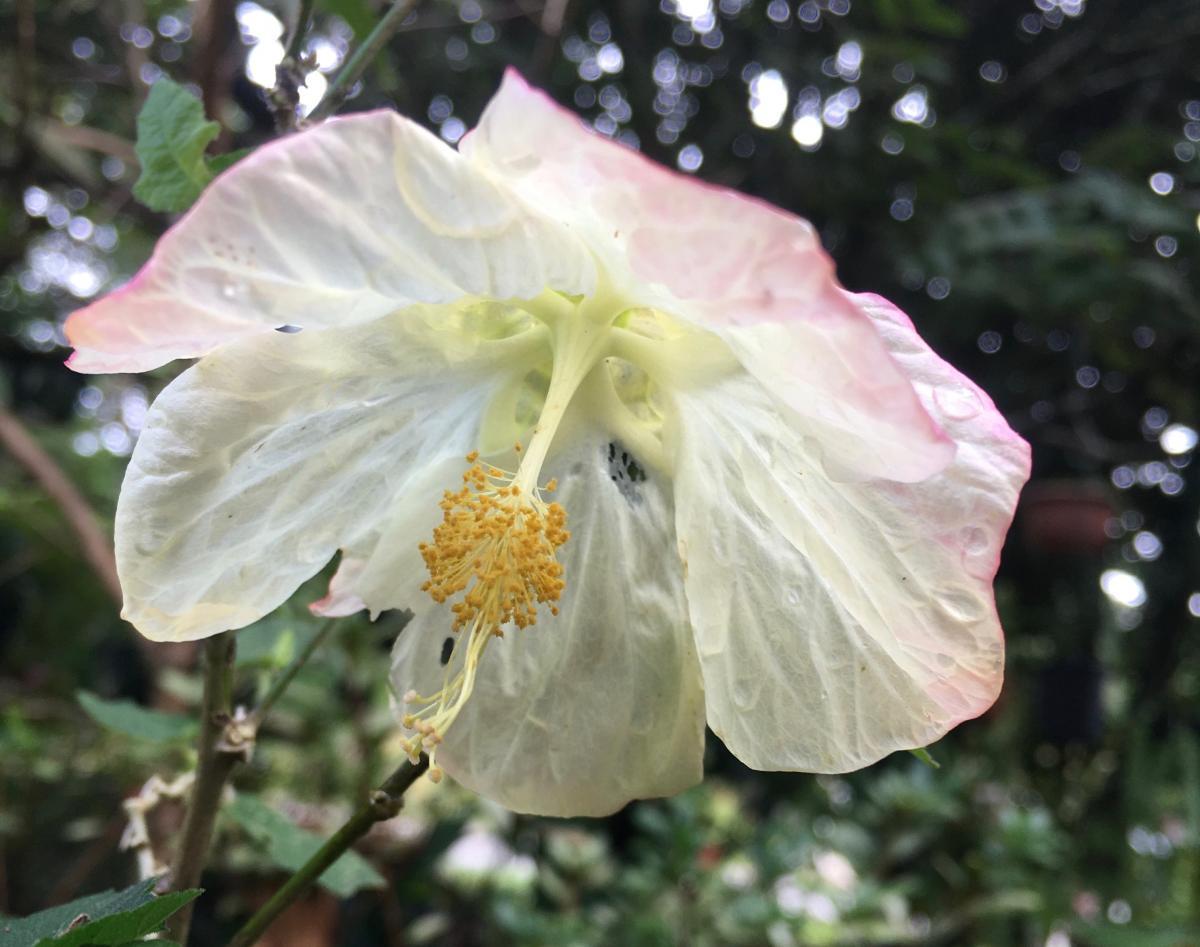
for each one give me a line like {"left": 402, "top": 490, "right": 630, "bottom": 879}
{"left": 118, "top": 314, "right": 536, "bottom": 640}
{"left": 310, "top": 453, "right": 470, "bottom": 620}
{"left": 391, "top": 431, "right": 705, "bottom": 816}
{"left": 672, "top": 293, "right": 1029, "bottom": 771}
{"left": 67, "top": 109, "right": 594, "bottom": 373}
{"left": 464, "top": 70, "right": 950, "bottom": 481}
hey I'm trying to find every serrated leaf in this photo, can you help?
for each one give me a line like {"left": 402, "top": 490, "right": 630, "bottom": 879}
{"left": 132, "top": 79, "right": 218, "bottom": 212}
{"left": 112, "top": 943, "right": 181, "bottom": 947}
{"left": 226, "top": 794, "right": 386, "bottom": 898}
{"left": 35, "top": 890, "right": 199, "bottom": 947}
{"left": 78, "top": 690, "right": 197, "bottom": 743}
{"left": 909, "top": 747, "right": 941, "bottom": 768}
{"left": 1, "top": 878, "right": 198, "bottom": 946}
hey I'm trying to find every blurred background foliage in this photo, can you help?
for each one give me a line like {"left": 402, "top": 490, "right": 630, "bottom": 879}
{"left": 2, "top": 0, "right": 1200, "bottom": 943}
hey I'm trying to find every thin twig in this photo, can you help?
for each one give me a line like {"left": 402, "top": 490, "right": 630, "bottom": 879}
{"left": 249, "top": 619, "right": 340, "bottom": 726}
{"left": 310, "top": 0, "right": 423, "bottom": 121}
{"left": 38, "top": 120, "right": 138, "bottom": 166}
{"left": 0, "top": 406, "right": 121, "bottom": 604}
{"left": 14, "top": 0, "right": 35, "bottom": 150}
{"left": 192, "top": 0, "right": 238, "bottom": 125}
{"left": 227, "top": 756, "right": 430, "bottom": 947}
{"left": 285, "top": 0, "right": 316, "bottom": 61}
{"left": 270, "top": 0, "right": 316, "bottom": 130}
{"left": 165, "top": 634, "right": 242, "bottom": 944}
{"left": 532, "top": 0, "right": 569, "bottom": 82}
{"left": 119, "top": 0, "right": 152, "bottom": 104}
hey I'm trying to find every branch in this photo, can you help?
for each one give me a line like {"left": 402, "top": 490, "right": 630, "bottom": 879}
{"left": 38, "top": 120, "right": 138, "bottom": 166}
{"left": 248, "top": 618, "right": 340, "bottom": 727}
{"left": 285, "top": 0, "right": 316, "bottom": 61}
{"left": 310, "top": 0, "right": 424, "bottom": 121}
{"left": 0, "top": 406, "right": 121, "bottom": 604}
{"left": 227, "top": 755, "right": 430, "bottom": 947}
{"left": 270, "top": 0, "right": 316, "bottom": 131}
{"left": 532, "top": 0, "right": 569, "bottom": 81}
{"left": 165, "top": 634, "right": 246, "bottom": 943}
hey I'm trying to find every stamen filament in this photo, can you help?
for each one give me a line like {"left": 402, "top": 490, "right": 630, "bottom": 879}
{"left": 402, "top": 299, "right": 614, "bottom": 774}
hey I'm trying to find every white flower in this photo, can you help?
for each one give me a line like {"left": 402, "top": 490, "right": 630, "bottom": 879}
{"left": 66, "top": 72, "right": 1030, "bottom": 816}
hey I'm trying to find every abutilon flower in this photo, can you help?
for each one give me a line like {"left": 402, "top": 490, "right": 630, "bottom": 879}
{"left": 66, "top": 72, "right": 1030, "bottom": 816}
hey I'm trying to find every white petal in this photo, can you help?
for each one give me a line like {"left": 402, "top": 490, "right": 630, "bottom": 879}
{"left": 391, "top": 432, "right": 705, "bottom": 816}
{"left": 67, "top": 110, "right": 595, "bottom": 373}
{"left": 311, "top": 453, "right": 471, "bottom": 619}
{"left": 118, "top": 314, "right": 538, "bottom": 640}
{"left": 465, "top": 71, "right": 950, "bottom": 483}
{"left": 671, "top": 319, "right": 1029, "bottom": 771}
{"left": 714, "top": 319, "right": 954, "bottom": 482}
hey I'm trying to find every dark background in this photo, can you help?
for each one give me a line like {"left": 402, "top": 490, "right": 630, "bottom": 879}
{"left": 2, "top": 0, "right": 1199, "bottom": 943}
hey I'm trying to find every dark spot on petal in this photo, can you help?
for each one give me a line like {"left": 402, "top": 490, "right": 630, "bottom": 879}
{"left": 275, "top": 324, "right": 303, "bottom": 333}
{"left": 440, "top": 637, "right": 454, "bottom": 666}
{"left": 605, "top": 440, "right": 646, "bottom": 504}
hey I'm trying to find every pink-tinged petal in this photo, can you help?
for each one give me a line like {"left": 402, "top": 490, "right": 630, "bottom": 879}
{"left": 671, "top": 295, "right": 1030, "bottom": 771}
{"left": 464, "top": 70, "right": 950, "bottom": 482}
{"left": 67, "top": 108, "right": 594, "bottom": 374}
{"left": 391, "top": 431, "right": 705, "bottom": 816}
{"left": 117, "top": 314, "right": 534, "bottom": 641}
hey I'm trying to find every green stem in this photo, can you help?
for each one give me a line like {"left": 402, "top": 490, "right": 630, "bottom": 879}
{"left": 226, "top": 756, "right": 430, "bottom": 947}
{"left": 167, "top": 634, "right": 238, "bottom": 944}
{"left": 249, "top": 619, "right": 339, "bottom": 726}
{"left": 284, "top": 0, "right": 315, "bottom": 62}
{"left": 310, "top": 0, "right": 422, "bottom": 121}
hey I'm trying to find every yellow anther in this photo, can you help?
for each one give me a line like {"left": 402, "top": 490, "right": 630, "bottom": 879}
{"left": 404, "top": 455, "right": 570, "bottom": 773}
{"left": 420, "top": 459, "right": 567, "bottom": 634}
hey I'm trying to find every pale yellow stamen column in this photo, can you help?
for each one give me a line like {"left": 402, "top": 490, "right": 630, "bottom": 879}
{"left": 402, "top": 295, "right": 615, "bottom": 779}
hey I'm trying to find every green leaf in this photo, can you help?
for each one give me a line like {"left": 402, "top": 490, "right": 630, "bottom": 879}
{"left": 1, "top": 878, "right": 199, "bottom": 946}
{"left": 909, "top": 747, "right": 941, "bottom": 768}
{"left": 206, "top": 147, "right": 252, "bottom": 177}
{"left": 77, "top": 690, "right": 197, "bottom": 743}
{"left": 226, "top": 794, "right": 386, "bottom": 898}
{"left": 132, "top": 78, "right": 218, "bottom": 212}
{"left": 1070, "top": 923, "right": 1200, "bottom": 947}
{"left": 316, "top": 0, "right": 375, "bottom": 38}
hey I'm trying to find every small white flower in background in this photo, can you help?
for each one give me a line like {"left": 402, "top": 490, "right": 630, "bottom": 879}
{"left": 720, "top": 856, "right": 759, "bottom": 890}
{"left": 66, "top": 71, "right": 1030, "bottom": 816}
{"left": 437, "top": 825, "right": 536, "bottom": 893}
{"left": 813, "top": 850, "right": 857, "bottom": 891}
{"left": 774, "top": 875, "right": 839, "bottom": 923}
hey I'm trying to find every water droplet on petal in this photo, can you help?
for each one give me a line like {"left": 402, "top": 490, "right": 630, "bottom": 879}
{"left": 935, "top": 652, "right": 955, "bottom": 670}
{"left": 961, "top": 525, "right": 990, "bottom": 556}
{"left": 732, "top": 676, "right": 760, "bottom": 710}
{"left": 936, "top": 588, "right": 987, "bottom": 624}
{"left": 934, "top": 384, "right": 983, "bottom": 421}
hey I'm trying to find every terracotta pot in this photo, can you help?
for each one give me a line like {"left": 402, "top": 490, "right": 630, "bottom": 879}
{"left": 1020, "top": 479, "right": 1114, "bottom": 556}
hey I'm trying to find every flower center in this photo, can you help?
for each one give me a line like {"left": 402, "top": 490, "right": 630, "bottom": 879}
{"left": 400, "top": 292, "right": 614, "bottom": 778}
